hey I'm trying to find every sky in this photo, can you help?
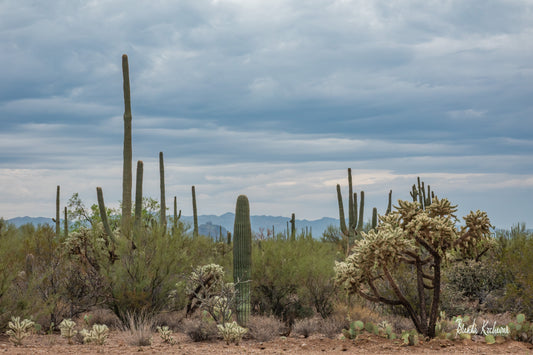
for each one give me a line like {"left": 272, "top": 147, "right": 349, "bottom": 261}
{"left": 1, "top": 0, "right": 532, "bottom": 230}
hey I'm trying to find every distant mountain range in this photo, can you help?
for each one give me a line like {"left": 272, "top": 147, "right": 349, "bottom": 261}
{"left": 4, "top": 214, "right": 339, "bottom": 238}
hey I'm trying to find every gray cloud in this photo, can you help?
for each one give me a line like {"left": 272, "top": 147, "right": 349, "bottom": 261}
{"left": 0, "top": 0, "right": 532, "bottom": 228}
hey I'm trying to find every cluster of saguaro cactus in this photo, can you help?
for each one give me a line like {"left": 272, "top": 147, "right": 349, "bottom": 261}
{"left": 233, "top": 195, "right": 252, "bottom": 327}
{"left": 410, "top": 176, "right": 433, "bottom": 209}
{"left": 336, "top": 168, "right": 365, "bottom": 239}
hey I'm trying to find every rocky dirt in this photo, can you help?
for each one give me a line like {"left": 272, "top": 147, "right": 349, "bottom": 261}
{"left": 1, "top": 332, "right": 533, "bottom": 354}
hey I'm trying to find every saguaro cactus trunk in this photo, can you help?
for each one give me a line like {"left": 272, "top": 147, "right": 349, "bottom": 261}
{"left": 121, "top": 54, "right": 133, "bottom": 238}
{"left": 134, "top": 160, "right": 143, "bottom": 240}
{"left": 233, "top": 195, "right": 252, "bottom": 327}
{"left": 192, "top": 186, "right": 198, "bottom": 238}
{"left": 159, "top": 152, "right": 166, "bottom": 235}
{"left": 55, "top": 185, "right": 60, "bottom": 238}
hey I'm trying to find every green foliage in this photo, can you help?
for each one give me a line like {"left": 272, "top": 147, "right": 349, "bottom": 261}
{"left": 102, "top": 224, "right": 188, "bottom": 324}
{"left": 497, "top": 224, "right": 533, "bottom": 318}
{"left": 252, "top": 237, "right": 336, "bottom": 326}
{"left": 6, "top": 316, "right": 35, "bottom": 346}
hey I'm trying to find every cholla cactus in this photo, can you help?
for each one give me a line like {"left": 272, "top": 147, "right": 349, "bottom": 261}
{"left": 6, "top": 317, "right": 35, "bottom": 346}
{"left": 156, "top": 326, "right": 176, "bottom": 344}
{"left": 185, "top": 264, "right": 225, "bottom": 316}
{"left": 335, "top": 189, "right": 493, "bottom": 339}
{"left": 58, "top": 319, "right": 77, "bottom": 344}
{"left": 80, "top": 324, "right": 109, "bottom": 345}
{"left": 217, "top": 321, "right": 247, "bottom": 345}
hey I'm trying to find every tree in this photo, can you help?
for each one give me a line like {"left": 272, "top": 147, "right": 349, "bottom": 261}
{"left": 335, "top": 197, "right": 492, "bottom": 338}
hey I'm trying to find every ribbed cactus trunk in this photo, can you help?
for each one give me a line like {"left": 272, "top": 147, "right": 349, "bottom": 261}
{"left": 357, "top": 191, "right": 364, "bottom": 232}
{"left": 64, "top": 206, "right": 68, "bottom": 239}
{"left": 336, "top": 184, "right": 347, "bottom": 235}
{"left": 192, "top": 186, "right": 198, "bottom": 238}
{"left": 386, "top": 190, "right": 392, "bottom": 215}
{"left": 121, "top": 54, "right": 133, "bottom": 239}
{"left": 233, "top": 195, "right": 252, "bottom": 327}
{"left": 290, "top": 213, "right": 296, "bottom": 241}
{"left": 134, "top": 160, "right": 143, "bottom": 240}
{"left": 55, "top": 185, "right": 60, "bottom": 238}
{"left": 96, "top": 187, "right": 115, "bottom": 244}
{"left": 371, "top": 207, "right": 378, "bottom": 230}
{"left": 159, "top": 152, "right": 166, "bottom": 235}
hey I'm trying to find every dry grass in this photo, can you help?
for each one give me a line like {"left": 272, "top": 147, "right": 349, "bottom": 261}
{"left": 122, "top": 312, "right": 154, "bottom": 346}
{"left": 293, "top": 317, "right": 320, "bottom": 338}
{"left": 247, "top": 315, "right": 283, "bottom": 342}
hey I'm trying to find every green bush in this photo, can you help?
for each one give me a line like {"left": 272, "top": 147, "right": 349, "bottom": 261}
{"left": 252, "top": 237, "right": 336, "bottom": 326}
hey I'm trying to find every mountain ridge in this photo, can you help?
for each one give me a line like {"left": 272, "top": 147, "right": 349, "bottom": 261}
{"left": 4, "top": 214, "right": 339, "bottom": 238}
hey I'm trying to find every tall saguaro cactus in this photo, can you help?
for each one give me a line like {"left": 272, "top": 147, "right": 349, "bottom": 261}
{"left": 159, "top": 152, "right": 166, "bottom": 235}
{"left": 290, "top": 213, "right": 296, "bottom": 241}
{"left": 192, "top": 186, "right": 198, "bottom": 238}
{"left": 233, "top": 195, "right": 252, "bottom": 327}
{"left": 121, "top": 54, "right": 133, "bottom": 238}
{"left": 64, "top": 207, "right": 68, "bottom": 238}
{"left": 55, "top": 185, "right": 60, "bottom": 238}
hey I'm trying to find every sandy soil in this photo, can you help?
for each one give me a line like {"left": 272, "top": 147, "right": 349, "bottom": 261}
{"left": 1, "top": 332, "right": 533, "bottom": 354}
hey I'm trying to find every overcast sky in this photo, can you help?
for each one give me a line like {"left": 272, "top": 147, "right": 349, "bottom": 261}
{"left": 1, "top": 0, "right": 532, "bottom": 229}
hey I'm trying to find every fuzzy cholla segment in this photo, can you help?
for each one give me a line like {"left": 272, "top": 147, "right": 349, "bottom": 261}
{"left": 6, "top": 317, "right": 35, "bottom": 346}
{"left": 217, "top": 321, "right": 247, "bottom": 345}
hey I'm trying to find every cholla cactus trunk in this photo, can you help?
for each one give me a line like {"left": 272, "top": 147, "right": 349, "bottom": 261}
{"left": 64, "top": 206, "right": 68, "bottom": 238}
{"left": 233, "top": 195, "right": 252, "bottom": 327}
{"left": 192, "top": 186, "right": 198, "bottom": 238}
{"left": 121, "top": 54, "right": 133, "bottom": 239}
{"left": 159, "top": 152, "right": 166, "bottom": 235}
{"left": 55, "top": 185, "right": 60, "bottom": 238}
{"left": 134, "top": 160, "right": 143, "bottom": 239}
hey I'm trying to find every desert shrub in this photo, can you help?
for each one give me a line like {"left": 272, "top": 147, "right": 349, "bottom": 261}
{"left": 252, "top": 238, "right": 336, "bottom": 327}
{"left": 182, "top": 317, "right": 218, "bottom": 342}
{"left": 317, "top": 315, "right": 346, "bottom": 339}
{"left": 0, "top": 220, "right": 24, "bottom": 328}
{"left": 101, "top": 224, "right": 190, "bottom": 324}
{"left": 247, "top": 315, "right": 283, "bottom": 341}
{"left": 441, "top": 259, "right": 506, "bottom": 314}
{"left": 497, "top": 224, "right": 533, "bottom": 318}
{"left": 293, "top": 317, "right": 320, "bottom": 338}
